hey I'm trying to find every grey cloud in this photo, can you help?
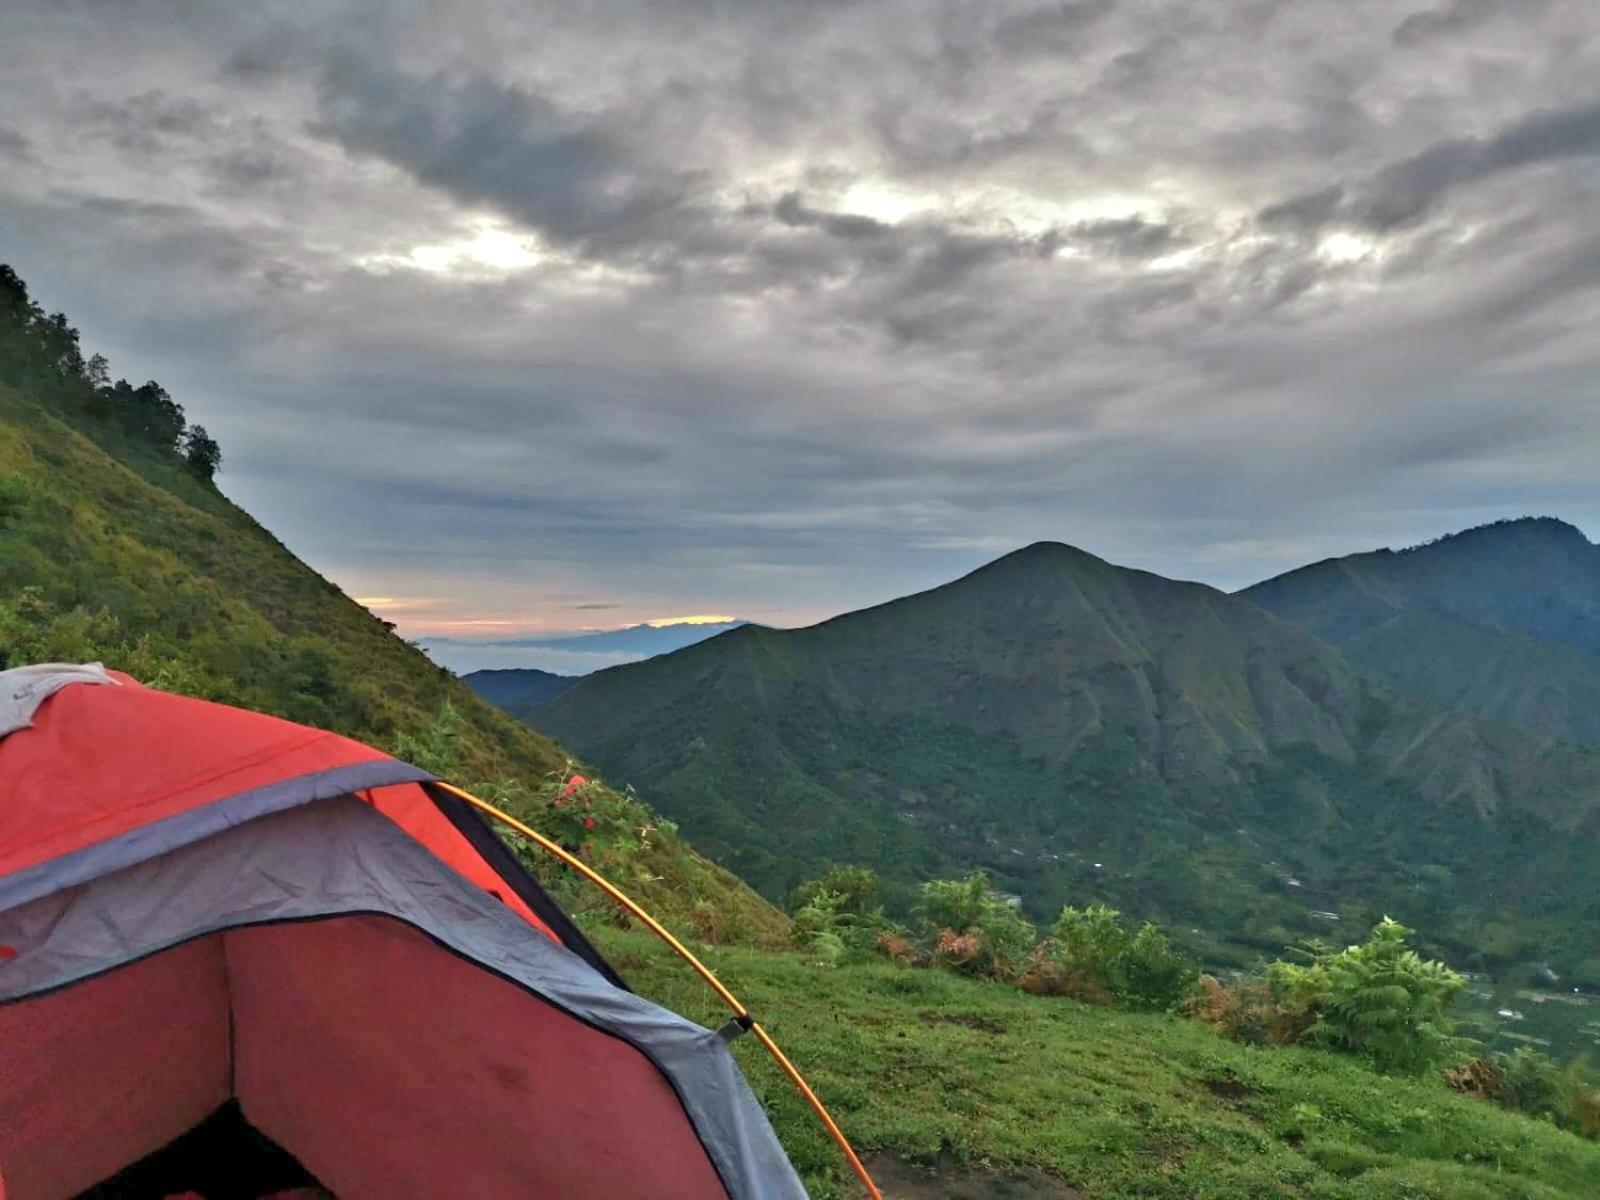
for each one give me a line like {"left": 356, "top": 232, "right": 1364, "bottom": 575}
{"left": 73, "top": 90, "right": 215, "bottom": 155}
{"left": 1068, "top": 217, "right": 1183, "bottom": 258}
{"left": 222, "top": 21, "right": 314, "bottom": 78}
{"left": 992, "top": 0, "right": 1115, "bottom": 54}
{"left": 1360, "top": 99, "right": 1600, "bottom": 227}
{"left": 1258, "top": 185, "right": 1345, "bottom": 230}
{"left": 0, "top": 125, "right": 33, "bottom": 163}
{"left": 1393, "top": 0, "right": 1540, "bottom": 46}
{"left": 773, "top": 192, "right": 891, "bottom": 240}
{"left": 1262, "top": 97, "right": 1600, "bottom": 232}
{"left": 311, "top": 51, "right": 704, "bottom": 254}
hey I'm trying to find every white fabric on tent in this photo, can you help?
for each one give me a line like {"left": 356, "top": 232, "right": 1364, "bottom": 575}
{"left": 0, "top": 663, "right": 118, "bottom": 739}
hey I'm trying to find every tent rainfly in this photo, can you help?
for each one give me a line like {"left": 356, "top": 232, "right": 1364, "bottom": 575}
{"left": 0, "top": 664, "right": 866, "bottom": 1199}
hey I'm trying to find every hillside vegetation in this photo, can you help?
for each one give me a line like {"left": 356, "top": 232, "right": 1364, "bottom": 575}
{"left": 1243, "top": 518, "right": 1600, "bottom": 749}
{"left": 599, "top": 924, "right": 1600, "bottom": 1200}
{"left": 0, "top": 264, "right": 785, "bottom": 946}
{"left": 533, "top": 540, "right": 1600, "bottom": 980}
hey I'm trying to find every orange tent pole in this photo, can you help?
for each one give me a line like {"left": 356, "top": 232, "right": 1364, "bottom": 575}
{"left": 433, "top": 780, "right": 883, "bottom": 1200}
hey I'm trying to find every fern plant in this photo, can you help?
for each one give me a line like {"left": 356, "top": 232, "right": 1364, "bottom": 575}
{"left": 1276, "top": 917, "right": 1473, "bottom": 1075}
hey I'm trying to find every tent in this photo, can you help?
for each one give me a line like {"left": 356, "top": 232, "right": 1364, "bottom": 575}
{"left": 0, "top": 665, "right": 827, "bottom": 1199}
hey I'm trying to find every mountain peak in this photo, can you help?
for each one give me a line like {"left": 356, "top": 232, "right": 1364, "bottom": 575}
{"left": 1396, "top": 516, "right": 1591, "bottom": 557}
{"left": 992, "top": 540, "right": 1107, "bottom": 568}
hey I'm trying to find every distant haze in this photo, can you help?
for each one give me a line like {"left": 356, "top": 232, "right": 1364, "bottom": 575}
{"left": 421, "top": 619, "right": 749, "bottom": 674}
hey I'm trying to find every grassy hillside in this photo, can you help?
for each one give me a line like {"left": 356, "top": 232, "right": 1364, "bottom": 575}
{"left": 532, "top": 541, "right": 1600, "bottom": 979}
{"left": 1243, "top": 518, "right": 1600, "bottom": 748}
{"left": 0, "top": 268, "right": 785, "bottom": 947}
{"left": 598, "top": 925, "right": 1600, "bottom": 1200}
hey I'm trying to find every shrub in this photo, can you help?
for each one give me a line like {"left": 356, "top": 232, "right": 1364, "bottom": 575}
{"left": 792, "top": 887, "right": 849, "bottom": 965}
{"left": 917, "top": 871, "right": 1001, "bottom": 934}
{"left": 1184, "top": 973, "right": 1321, "bottom": 1046}
{"left": 1492, "top": 1048, "right": 1571, "bottom": 1122}
{"left": 1113, "top": 922, "right": 1200, "bottom": 1011}
{"left": 1205, "top": 918, "right": 1472, "bottom": 1075}
{"left": 1018, "top": 958, "right": 1115, "bottom": 1006}
{"left": 1448, "top": 1048, "right": 1600, "bottom": 1138}
{"left": 874, "top": 930, "right": 925, "bottom": 967}
{"left": 790, "top": 865, "right": 889, "bottom": 957}
{"left": 1052, "top": 905, "right": 1128, "bottom": 975}
{"left": 790, "top": 865, "right": 881, "bottom": 918}
{"left": 1043, "top": 905, "right": 1197, "bottom": 1010}
{"left": 1299, "top": 917, "right": 1471, "bottom": 1074}
{"left": 916, "top": 870, "right": 1036, "bottom": 981}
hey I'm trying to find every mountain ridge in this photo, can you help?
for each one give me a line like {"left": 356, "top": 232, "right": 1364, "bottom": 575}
{"left": 464, "top": 666, "right": 577, "bottom": 710}
{"left": 531, "top": 530, "right": 1600, "bottom": 978}
{"left": 1243, "top": 516, "right": 1600, "bottom": 747}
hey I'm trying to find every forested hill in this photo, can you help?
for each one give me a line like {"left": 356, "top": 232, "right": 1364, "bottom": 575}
{"left": 533, "top": 539, "right": 1600, "bottom": 979}
{"left": 1243, "top": 517, "right": 1600, "bottom": 748}
{"left": 0, "top": 263, "right": 785, "bottom": 946}
{"left": 464, "top": 667, "right": 578, "bottom": 710}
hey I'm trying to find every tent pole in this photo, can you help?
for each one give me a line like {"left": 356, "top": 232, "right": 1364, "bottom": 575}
{"left": 432, "top": 781, "right": 884, "bottom": 1200}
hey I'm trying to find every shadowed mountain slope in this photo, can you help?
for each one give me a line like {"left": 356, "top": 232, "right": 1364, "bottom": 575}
{"left": 464, "top": 667, "right": 577, "bottom": 711}
{"left": 1243, "top": 518, "right": 1600, "bottom": 748}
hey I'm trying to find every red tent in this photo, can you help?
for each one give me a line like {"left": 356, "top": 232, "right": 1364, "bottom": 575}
{"left": 0, "top": 667, "right": 808, "bottom": 1199}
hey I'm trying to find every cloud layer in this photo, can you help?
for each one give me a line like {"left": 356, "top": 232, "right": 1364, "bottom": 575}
{"left": 2, "top": 0, "right": 1597, "bottom": 630}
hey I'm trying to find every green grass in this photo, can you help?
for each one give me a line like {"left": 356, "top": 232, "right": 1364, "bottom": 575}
{"left": 592, "top": 926, "right": 1600, "bottom": 1199}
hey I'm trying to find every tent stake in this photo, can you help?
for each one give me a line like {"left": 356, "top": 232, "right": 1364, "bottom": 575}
{"left": 433, "top": 781, "right": 884, "bottom": 1200}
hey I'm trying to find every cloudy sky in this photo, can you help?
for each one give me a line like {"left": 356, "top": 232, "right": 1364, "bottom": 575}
{"left": 3, "top": 0, "right": 1598, "bottom": 637}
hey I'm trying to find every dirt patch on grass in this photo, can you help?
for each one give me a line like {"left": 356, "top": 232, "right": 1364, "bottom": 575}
{"left": 864, "top": 1153, "right": 1087, "bottom": 1199}
{"left": 1204, "top": 1077, "right": 1255, "bottom": 1104}
{"left": 916, "top": 1011, "right": 1006, "bottom": 1035}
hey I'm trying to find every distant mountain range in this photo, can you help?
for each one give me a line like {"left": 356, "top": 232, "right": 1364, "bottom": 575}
{"left": 421, "top": 620, "right": 751, "bottom": 675}
{"left": 521, "top": 521, "right": 1600, "bottom": 980}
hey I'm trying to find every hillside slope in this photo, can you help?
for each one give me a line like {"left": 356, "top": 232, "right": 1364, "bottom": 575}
{"left": 603, "top": 925, "right": 1600, "bottom": 1200}
{"left": 0, "top": 267, "right": 785, "bottom": 946}
{"left": 534, "top": 542, "right": 1600, "bottom": 976}
{"left": 1242, "top": 518, "right": 1600, "bottom": 748}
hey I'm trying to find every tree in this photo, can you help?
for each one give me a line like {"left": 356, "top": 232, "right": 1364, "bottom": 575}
{"left": 43, "top": 312, "right": 83, "bottom": 379}
{"left": 84, "top": 353, "right": 110, "bottom": 389}
{"left": 126, "top": 381, "right": 186, "bottom": 450}
{"left": 183, "top": 424, "right": 222, "bottom": 479}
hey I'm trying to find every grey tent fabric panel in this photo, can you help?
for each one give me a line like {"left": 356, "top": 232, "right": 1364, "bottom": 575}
{"left": 0, "top": 798, "right": 809, "bottom": 1200}
{"left": 0, "top": 758, "right": 433, "bottom": 915}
